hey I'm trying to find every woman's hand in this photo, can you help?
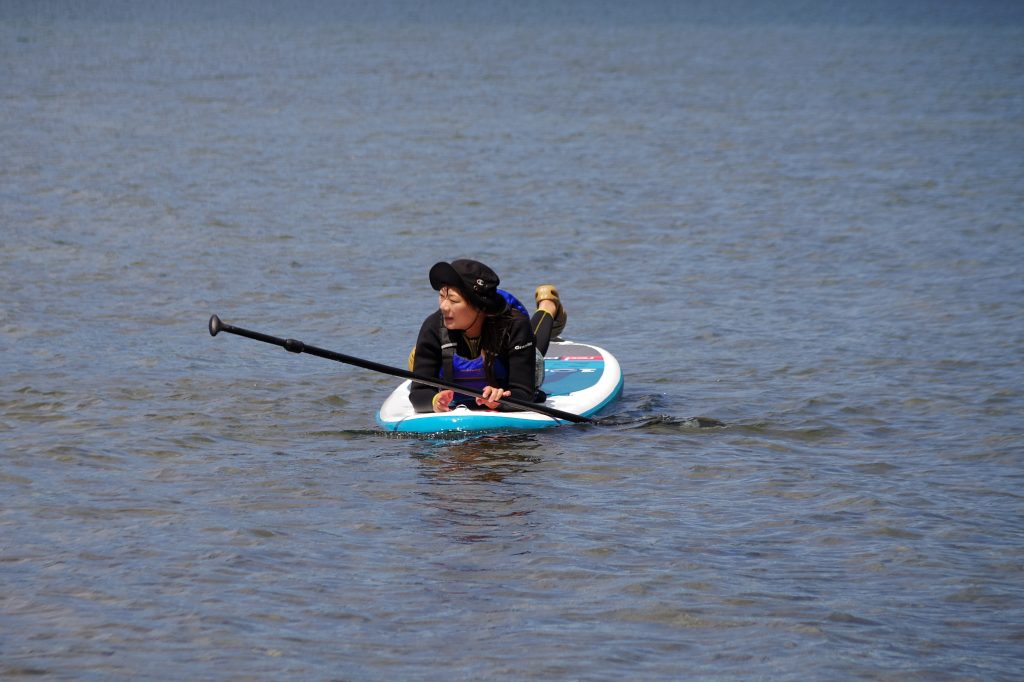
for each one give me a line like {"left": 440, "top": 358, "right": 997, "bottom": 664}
{"left": 432, "top": 390, "right": 455, "bottom": 412}
{"left": 476, "top": 385, "right": 511, "bottom": 410}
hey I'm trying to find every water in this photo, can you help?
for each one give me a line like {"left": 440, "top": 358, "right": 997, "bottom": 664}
{"left": 3, "top": 2, "right": 1023, "bottom": 679}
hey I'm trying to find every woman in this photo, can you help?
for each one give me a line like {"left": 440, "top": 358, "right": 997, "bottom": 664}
{"left": 409, "top": 259, "right": 567, "bottom": 413}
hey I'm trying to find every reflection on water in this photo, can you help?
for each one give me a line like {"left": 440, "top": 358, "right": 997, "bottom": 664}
{"left": 411, "top": 434, "right": 543, "bottom": 543}
{"left": 412, "top": 433, "right": 544, "bottom": 477}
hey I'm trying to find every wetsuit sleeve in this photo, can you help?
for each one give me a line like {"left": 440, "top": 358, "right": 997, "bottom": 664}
{"left": 409, "top": 311, "right": 443, "bottom": 412}
{"left": 498, "top": 312, "right": 537, "bottom": 410}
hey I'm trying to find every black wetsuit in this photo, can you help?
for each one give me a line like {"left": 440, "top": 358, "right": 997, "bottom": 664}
{"left": 410, "top": 309, "right": 553, "bottom": 413}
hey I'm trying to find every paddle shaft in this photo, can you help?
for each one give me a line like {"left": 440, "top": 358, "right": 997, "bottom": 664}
{"left": 208, "top": 315, "right": 594, "bottom": 424}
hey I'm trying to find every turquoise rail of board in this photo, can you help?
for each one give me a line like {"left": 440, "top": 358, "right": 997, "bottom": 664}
{"left": 375, "top": 341, "right": 623, "bottom": 434}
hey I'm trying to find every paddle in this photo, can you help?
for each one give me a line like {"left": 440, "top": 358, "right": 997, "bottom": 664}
{"left": 208, "top": 315, "right": 595, "bottom": 424}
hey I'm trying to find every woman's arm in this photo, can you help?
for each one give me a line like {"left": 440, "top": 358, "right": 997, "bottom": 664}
{"left": 497, "top": 312, "right": 537, "bottom": 409}
{"left": 409, "top": 311, "right": 443, "bottom": 412}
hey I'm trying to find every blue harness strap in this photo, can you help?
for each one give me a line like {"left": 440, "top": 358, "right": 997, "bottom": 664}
{"left": 439, "top": 325, "right": 510, "bottom": 406}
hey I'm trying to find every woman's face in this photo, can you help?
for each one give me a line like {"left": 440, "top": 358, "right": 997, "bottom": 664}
{"left": 438, "top": 286, "right": 482, "bottom": 332}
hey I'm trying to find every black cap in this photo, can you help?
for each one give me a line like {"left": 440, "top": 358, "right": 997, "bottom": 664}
{"left": 429, "top": 259, "right": 506, "bottom": 313}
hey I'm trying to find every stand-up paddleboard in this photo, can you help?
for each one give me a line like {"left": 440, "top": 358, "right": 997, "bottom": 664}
{"left": 376, "top": 341, "right": 623, "bottom": 434}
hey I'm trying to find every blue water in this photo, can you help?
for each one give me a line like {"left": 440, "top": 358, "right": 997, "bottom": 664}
{"left": 3, "top": 2, "right": 1023, "bottom": 679}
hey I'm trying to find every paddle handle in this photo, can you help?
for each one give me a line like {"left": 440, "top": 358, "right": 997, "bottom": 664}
{"left": 209, "top": 315, "right": 594, "bottom": 424}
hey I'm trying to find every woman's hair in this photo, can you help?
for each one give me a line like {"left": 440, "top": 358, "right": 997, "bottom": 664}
{"left": 480, "top": 305, "right": 517, "bottom": 384}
